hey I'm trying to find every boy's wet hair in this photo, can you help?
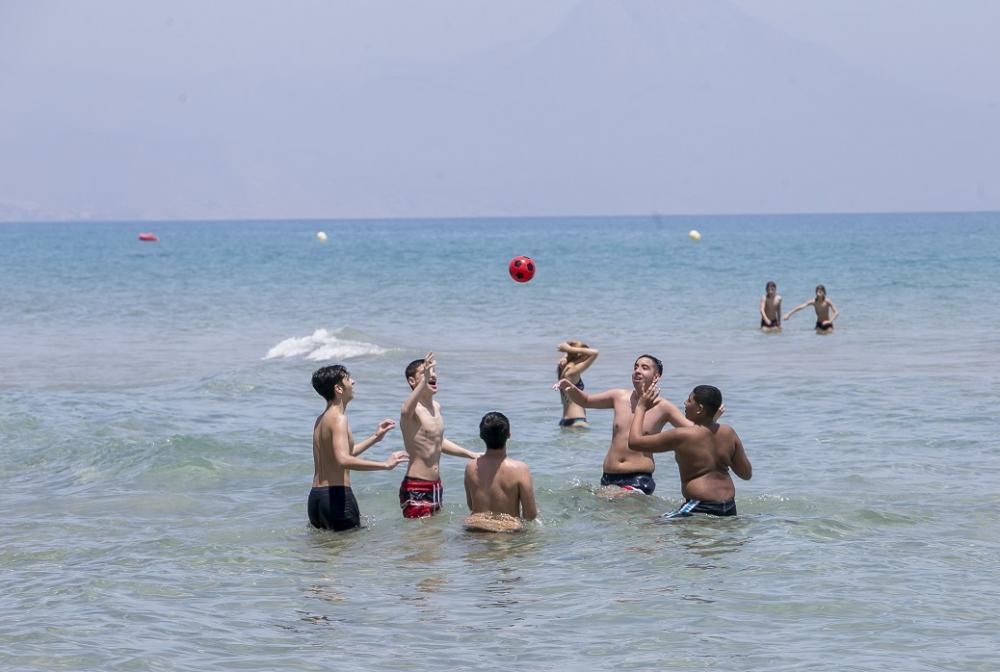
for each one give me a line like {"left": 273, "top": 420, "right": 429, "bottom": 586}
{"left": 815, "top": 284, "right": 826, "bottom": 293}
{"left": 479, "top": 411, "right": 510, "bottom": 450}
{"left": 766, "top": 281, "right": 777, "bottom": 291}
{"left": 635, "top": 354, "right": 663, "bottom": 376}
{"left": 692, "top": 385, "right": 722, "bottom": 418}
{"left": 405, "top": 359, "right": 425, "bottom": 382}
{"left": 312, "top": 365, "right": 349, "bottom": 401}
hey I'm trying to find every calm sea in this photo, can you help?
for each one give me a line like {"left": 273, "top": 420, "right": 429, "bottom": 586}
{"left": 2, "top": 213, "right": 998, "bottom": 671}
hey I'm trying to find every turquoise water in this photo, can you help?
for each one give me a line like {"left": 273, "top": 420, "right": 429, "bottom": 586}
{"left": 2, "top": 213, "right": 999, "bottom": 670}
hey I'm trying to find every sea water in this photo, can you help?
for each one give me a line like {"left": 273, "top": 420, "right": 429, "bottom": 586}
{"left": 1, "top": 213, "right": 998, "bottom": 671}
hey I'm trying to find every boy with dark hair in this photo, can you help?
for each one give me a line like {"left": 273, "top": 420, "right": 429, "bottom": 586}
{"left": 759, "top": 281, "right": 782, "bottom": 331}
{"left": 463, "top": 412, "right": 538, "bottom": 532}
{"left": 308, "top": 365, "right": 408, "bottom": 531}
{"left": 628, "top": 383, "right": 751, "bottom": 518}
{"left": 784, "top": 284, "right": 839, "bottom": 332}
{"left": 555, "top": 354, "right": 689, "bottom": 496}
{"left": 399, "top": 352, "right": 479, "bottom": 518}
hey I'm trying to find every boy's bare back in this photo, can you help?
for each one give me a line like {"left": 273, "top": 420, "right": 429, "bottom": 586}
{"left": 672, "top": 423, "right": 751, "bottom": 502}
{"left": 464, "top": 455, "right": 536, "bottom": 520}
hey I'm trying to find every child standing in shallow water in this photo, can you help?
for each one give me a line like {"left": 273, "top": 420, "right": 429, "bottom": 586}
{"left": 759, "top": 281, "right": 782, "bottom": 332}
{"left": 556, "top": 340, "right": 599, "bottom": 428}
{"left": 784, "top": 284, "right": 839, "bottom": 332}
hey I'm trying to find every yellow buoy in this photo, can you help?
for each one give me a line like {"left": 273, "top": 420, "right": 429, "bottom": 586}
{"left": 316, "top": 231, "right": 328, "bottom": 242}
{"left": 688, "top": 230, "right": 701, "bottom": 241}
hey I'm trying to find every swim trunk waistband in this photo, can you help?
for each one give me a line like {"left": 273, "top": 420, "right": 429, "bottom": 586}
{"left": 815, "top": 321, "right": 834, "bottom": 331}
{"left": 558, "top": 417, "right": 588, "bottom": 427}
{"left": 600, "top": 471, "right": 656, "bottom": 495}
{"left": 661, "top": 498, "right": 737, "bottom": 519}
{"left": 399, "top": 477, "right": 443, "bottom": 519}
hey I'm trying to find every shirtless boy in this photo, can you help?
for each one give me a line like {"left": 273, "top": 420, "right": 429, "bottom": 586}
{"left": 628, "top": 383, "right": 751, "bottom": 518}
{"left": 759, "top": 281, "right": 782, "bottom": 331}
{"left": 463, "top": 411, "right": 538, "bottom": 532}
{"left": 399, "top": 352, "right": 479, "bottom": 518}
{"left": 554, "top": 354, "right": 689, "bottom": 496}
{"left": 784, "top": 284, "right": 839, "bottom": 332}
{"left": 308, "top": 365, "right": 408, "bottom": 531}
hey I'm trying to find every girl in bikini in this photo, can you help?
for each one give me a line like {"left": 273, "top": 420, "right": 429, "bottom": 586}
{"left": 556, "top": 340, "right": 599, "bottom": 428}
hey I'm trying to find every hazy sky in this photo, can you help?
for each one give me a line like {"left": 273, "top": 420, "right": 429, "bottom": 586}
{"left": 1, "top": 0, "right": 998, "bottom": 221}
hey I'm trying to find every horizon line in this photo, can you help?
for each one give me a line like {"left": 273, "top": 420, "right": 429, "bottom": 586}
{"left": 1, "top": 208, "right": 998, "bottom": 226}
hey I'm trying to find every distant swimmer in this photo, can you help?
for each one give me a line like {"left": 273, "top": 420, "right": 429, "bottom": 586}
{"left": 784, "top": 284, "right": 839, "bottom": 332}
{"left": 759, "top": 281, "right": 782, "bottom": 332}
{"left": 555, "top": 354, "right": 691, "bottom": 497}
{"left": 556, "top": 340, "right": 600, "bottom": 428}
{"left": 628, "top": 384, "right": 751, "bottom": 519}
{"left": 463, "top": 412, "right": 538, "bottom": 532}
{"left": 399, "top": 353, "right": 480, "bottom": 518}
{"left": 308, "top": 365, "right": 408, "bottom": 532}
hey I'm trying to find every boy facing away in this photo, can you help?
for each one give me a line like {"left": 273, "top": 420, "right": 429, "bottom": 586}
{"left": 463, "top": 411, "right": 538, "bottom": 532}
{"left": 759, "top": 281, "right": 782, "bottom": 331}
{"left": 628, "top": 384, "right": 751, "bottom": 518}
{"left": 784, "top": 284, "right": 839, "bottom": 332}
{"left": 308, "top": 365, "right": 408, "bottom": 532}
{"left": 399, "top": 352, "right": 480, "bottom": 518}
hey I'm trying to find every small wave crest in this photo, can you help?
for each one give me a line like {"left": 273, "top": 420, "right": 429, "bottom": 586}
{"left": 264, "top": 328, "right": 388, "bottom": 362}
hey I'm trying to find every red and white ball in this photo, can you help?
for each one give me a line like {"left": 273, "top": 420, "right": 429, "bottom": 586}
{"left": 508, "top": 255, "right": 536, "bottom": 283}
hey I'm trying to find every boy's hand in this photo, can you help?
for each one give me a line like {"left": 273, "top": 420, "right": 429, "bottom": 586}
{"left": 384, "top": 451, "right": 409, "bottom": 469}
{"left": 552, "top": 378, "right": 576, "bottom": 392}
{"left": 373, "top": 419, "right": 396, "bottom": 441}
{"left": 638, "top": 382, "right": 660, "bottom": 409}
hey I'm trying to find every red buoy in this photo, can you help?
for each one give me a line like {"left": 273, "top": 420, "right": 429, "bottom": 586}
{"left": 138, "top": 233, "right": 159, "bottom": 242}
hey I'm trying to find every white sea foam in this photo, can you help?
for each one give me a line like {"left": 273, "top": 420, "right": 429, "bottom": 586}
{"left": 263, "top": 328, "right": 387, "bottom": 361}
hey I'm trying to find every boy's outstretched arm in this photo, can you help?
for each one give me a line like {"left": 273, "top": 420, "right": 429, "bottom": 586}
{"left": 783, "top": 300, "right": 813, "bottom": 322}
{"left": 628, "top": 385, "right": 684, "bottom": 453}
{"left": 553, "top": 379, "right": 618, "bottom": 409}
{"left": 351, "top": 419, "right": 396, "bottom": 456}
{"left": 401, "top": 352, "right": 434, "bottom": 418}
{"left": 442, "top": 438, "right": 480, "bottom": 459}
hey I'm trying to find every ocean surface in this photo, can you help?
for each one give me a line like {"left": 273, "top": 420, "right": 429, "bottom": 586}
{"left": 2, "top": 213, "right": 998, "bottom": 671}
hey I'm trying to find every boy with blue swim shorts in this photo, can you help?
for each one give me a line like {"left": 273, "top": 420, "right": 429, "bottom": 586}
{"left": 555, "top": 355, "right": 691, "bottom": 496}
{"left": 628, "top": 383, "right": 752, "bottom": 518}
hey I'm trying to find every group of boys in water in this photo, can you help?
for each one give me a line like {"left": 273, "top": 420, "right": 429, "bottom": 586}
{"left": 308, "top": 283, "right": 836, "bottom": 533}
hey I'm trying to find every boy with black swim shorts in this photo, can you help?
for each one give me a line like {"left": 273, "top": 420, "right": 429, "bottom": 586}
{"left": 399, "top": 353, "right": 479, "bottom": 518}
{"left": 308, "top": 365, "right": 407, "bottom": 531}
{"left": 555, "top": 354, "right": 690, "bottom": 496}
{"left": 784, "top": 284, "right": 839, "bottom": 332}
{"left": 628, "top": 383, "right": 751, "bottom": 518}
{"left": 759, "top": 281, "right": 782, "bottom": 332}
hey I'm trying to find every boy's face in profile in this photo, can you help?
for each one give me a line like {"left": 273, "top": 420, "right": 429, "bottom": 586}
{"left": 683, "top": 392, "right": 700, "bottom": 421}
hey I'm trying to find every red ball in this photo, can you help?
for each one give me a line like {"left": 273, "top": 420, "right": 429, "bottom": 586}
{"left": 508, "top": 255, "right": 536, "bottom": 283}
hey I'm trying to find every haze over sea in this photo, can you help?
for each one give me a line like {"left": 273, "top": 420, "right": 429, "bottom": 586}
{"left": 2, "top": 213, "right": 998, "bottom": 671}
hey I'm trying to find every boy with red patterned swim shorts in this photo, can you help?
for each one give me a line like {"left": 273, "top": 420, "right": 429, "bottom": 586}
{"left": 398, "top": 352, "right": 479, "bottom": 518}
